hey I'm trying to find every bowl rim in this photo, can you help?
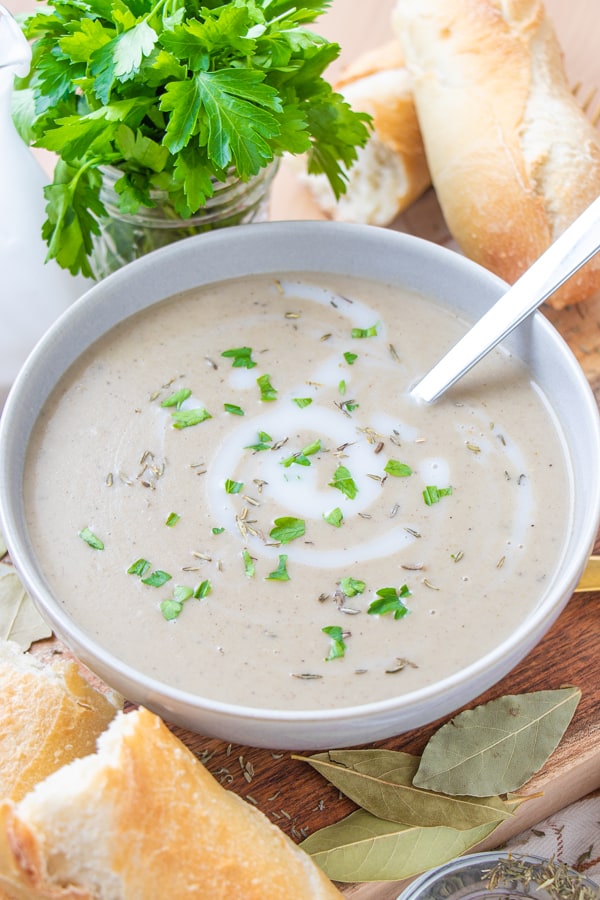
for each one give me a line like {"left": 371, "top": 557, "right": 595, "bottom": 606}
{"left": 1, "top": 221, "right": 599, "bottom": 731}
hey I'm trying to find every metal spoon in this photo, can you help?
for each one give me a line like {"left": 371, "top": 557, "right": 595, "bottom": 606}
{"left": 410, "top": 195, "right": 600, "bottom": 403}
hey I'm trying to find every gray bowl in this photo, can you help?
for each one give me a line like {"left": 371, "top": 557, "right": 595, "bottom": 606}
{"left": 1, "top": 221, "right": 599, "bottom": 749}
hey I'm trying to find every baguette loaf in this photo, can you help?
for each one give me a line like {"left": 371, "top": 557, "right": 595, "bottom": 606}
{"left": 392, "top": 0, "right": 600, "bottom": 308}
{"left": 0, "top": 640, "right": 120, "bottom": 803}
{"left": 302, "top": 41, "right": 431, "bottom": 224}
{"left": 0, "top": 707, "right": 343, "bottom": 900}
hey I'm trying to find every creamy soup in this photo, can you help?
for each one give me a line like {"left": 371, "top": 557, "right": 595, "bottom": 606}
{"left": 24, "top": 273, "right": 571, "bottom": 710}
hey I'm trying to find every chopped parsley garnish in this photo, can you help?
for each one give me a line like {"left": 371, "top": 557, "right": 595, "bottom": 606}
{"left": 336, "top": 398, "right": 360, "bottom": 415}
{"left": 343, "top": 351, "right": 358, "bottom": 365}
{"left": 221, "top": 347, "right": 256, "bottom": 369}
{"left": 79, "top": 527, "right": 104, "bottom": 550}
{"left": 368, "top": 585, "right": 411, "bottom": 619}
{"left": 165, "top": 512, "right": 180, "bottom": 527}
{"left": 423, "top": 485, "right": 453, "bottom": 506}
{"left": 127, "top": 558, "right": 151, "bottom": 577}
{"left": 194, "top": 579, "right": 211, "bottom": 599}
{"left": 339, "top": 577, "right": 366, "bottom": 597}
{"left": 160, "top": 598, "right": 184, "bottom": 621}
{"left": 384, "top": 460, "right": 413, "bottom": 478}
{"left": 323, "top": 507, "right": 343, "bottom": 528}
{"left": 224, "top": 403, "right": 244, "bottom": 416}
{"left": 329, "top": 465, "right": 358, "bottom": 500}
{"left": 322, "top": 625, "right": 347, "bottom": 660}
{"left": 170, "top": 407, "right": 212, "bottom": 429}
{"left": 338, "top": 380, "right": 346, "bottom": 395}
{"left": 225, "top": 479, "right": 244, "bottom": 494}
{"left": 142, "top": 569, "right": 172, "bottom": 588}
{"left": 160, "top": 584, "right": 195, "bottom": 621}
{"left": 281, "top": 438, "right": 321, "bottom": 468}
{"left": 269, "top": 517, "right": 305, "bottom": 544}
{"left": 160, "top": 388, "right": 192, "bottom": 409}
{"left": 292, "top": 397, "right": 313, "bottom": 408}
{"left": 212, "top": 526, "right": 225, "bottom": 535}
{"left": 266, "top": 554, "right": 290, "bottom": 581}
{"left": 242, "top": 549, "right": 255, "bottom": 577}
{"left": 244, "top": 431, "right": 273, "bottom": 452}
{"left": 257, "top": 373, "right": 277, "bottom": 402}
{"left": 352, "top": 324, "right": 378, "bottom": 339}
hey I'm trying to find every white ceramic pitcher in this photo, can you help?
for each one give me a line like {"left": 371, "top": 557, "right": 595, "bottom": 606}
{"left": 0, "top": 4, "right": 87, "bottom": 409}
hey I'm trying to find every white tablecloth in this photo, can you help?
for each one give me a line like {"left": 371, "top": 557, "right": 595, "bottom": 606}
{"left": 505, "top": 791, "right": 600, "bottom": 884}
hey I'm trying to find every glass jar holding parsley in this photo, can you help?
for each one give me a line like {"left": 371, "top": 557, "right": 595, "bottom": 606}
{"left": 14, "top": 0, "right": 371, "bottom": 280}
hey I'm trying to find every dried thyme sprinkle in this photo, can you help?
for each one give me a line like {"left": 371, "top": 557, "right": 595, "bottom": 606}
{"left": 484, "top": 856, "right": 598, "bottom": 900}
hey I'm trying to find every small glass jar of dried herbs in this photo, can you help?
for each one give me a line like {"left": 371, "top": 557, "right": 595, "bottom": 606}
{"left": 396, "top": 852, "right": 599, "bottom": 900}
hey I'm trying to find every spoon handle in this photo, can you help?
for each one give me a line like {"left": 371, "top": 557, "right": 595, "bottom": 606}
{"left": 410, "top": 195, "right": 600, "bottom": 403}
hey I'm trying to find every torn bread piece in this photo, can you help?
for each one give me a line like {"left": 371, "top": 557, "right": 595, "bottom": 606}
{"left": 301, "top": 40, "right": 431, "bottom": 225}
{"left": 0, "top": 640, "right": 121, "bottom": 803}
{"left": 393, "top": 0, "right": 600, "bottom": 307}
{"left": 0, "top": 707, "right": 343, "bottom": 900}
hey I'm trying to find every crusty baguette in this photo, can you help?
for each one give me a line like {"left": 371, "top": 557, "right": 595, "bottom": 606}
{"left": 392, "top": 0, "right": 600, "bottom": 308}
{"left": 302, "top": 40, "right": 431, "bottom": 225}
{"left": 0, "top": 641, "right": 120, "bottom": 803}
{"left": 0, "top": 707, "right": 343, "bottom": 900}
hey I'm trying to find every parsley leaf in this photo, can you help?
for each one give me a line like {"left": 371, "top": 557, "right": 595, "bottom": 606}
{"left": 423, "top": 485, "right": 453, "bottom": 506}
{"left": 329, "top": 465, "right": 358, "bottom": 500}
{"left": 323, "top": 507, "right": 343, "bottom": 528}
{"left": 224, "top": 402, "right": 244, "bottom": 416}
{"left": 352, "top": 324, "right": 378, "bottom": 339}
{"left": 244, "top": 430, "right": 273, "bottom": 452}
{"left": 161, "top": 387, "right": 192, "bottom": 409}
{"left": 242, "top": 549, "right": 255, "bottom": 578}
{"left": 281, "top": 438, "right": 321, "bottom": 468}
{"left": 79, "top": 527, "right": 104, "bottom": 550}
{"left": 257, "top": 373, "right": 277, "bottom": 402}
{"left": 384, "top": 460, "right": 413, "bottom": 478}
{"left": 221, "top": 346, "right": 257, "bottom": 369}
{"left": 266, "top": 554, "right": 290, "bottom": 582}
{"left": 322, "top": 625, "right": 347, "bottom": 661}
{"left": 368, "top": 585, "right": 411, "bottom": 620}
{"left": 170, "top": 407, "right": 212, "bottom": 428}
{"left": 339, "top": 576, "right": 365, "bottom": 597}
{"left": 269, "top": 516, "right": 305, "bottom": 544}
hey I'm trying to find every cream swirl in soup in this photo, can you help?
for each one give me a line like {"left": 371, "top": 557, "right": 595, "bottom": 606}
{"left": 24, "top": 273, "right": 571, "bottom": 710}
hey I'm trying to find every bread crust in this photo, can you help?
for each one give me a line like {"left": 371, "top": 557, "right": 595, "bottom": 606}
{"left": 0, "top": 708, "right": 342, "bottom": 900}
{"left": 393, "top": 0, "right": 600, "bottom": 307}
{"left": 303, "top": 40, "right": 431, "bottom": 225}
{"left": 0, "top": 642, "right": 120, "bottom": 804}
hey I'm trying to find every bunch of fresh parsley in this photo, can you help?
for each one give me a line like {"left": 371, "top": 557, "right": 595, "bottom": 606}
{"left": 15, "top": 0, "right": 371, "bottom": 277}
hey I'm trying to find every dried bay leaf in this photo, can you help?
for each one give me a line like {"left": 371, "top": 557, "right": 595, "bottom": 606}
{"left": 295, "top": 749, "right": 513, "bottom": 829}
{"left": 0, "top": 563, "right": 52, "bottom": 651}
{"left": 413, "top": 687, "right": 581, "bottom": 797}
{"left": 300, "top": 808, "right": 500, "bottom": 883}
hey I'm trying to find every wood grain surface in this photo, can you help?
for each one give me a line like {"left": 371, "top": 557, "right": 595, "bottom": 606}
{"left": 5, "top": 0, "right": 600, "bottom": 897}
